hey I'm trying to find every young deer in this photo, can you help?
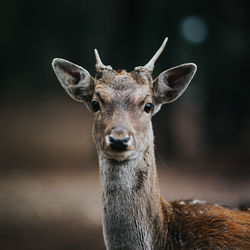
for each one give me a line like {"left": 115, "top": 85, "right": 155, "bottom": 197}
{"left": 52, "top": 38, "right": 250, "bottom": 249}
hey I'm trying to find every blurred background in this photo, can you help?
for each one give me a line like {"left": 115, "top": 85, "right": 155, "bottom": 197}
{"left": 0, "top": 0, "right": 249, "bottom": 249}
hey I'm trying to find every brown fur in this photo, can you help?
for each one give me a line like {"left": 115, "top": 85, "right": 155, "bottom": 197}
{"left": 158, "top": 199, "right": 250, "bottom": 249}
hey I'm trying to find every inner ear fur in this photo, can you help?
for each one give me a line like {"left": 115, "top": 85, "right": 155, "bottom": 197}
{"left": 52, "top": 58, "right": 94, "bottom": 103}
{"left": 153, "top": 63, "right": 197, "bottom": 105}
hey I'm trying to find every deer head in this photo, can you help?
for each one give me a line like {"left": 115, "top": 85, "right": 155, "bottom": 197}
{"left": 52, "top": 38, "right": 197, "bottom": 161}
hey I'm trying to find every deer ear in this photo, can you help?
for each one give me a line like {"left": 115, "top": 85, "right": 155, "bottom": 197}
{"left": 52, "top": 58, "right": 94, "bottom": 103}
{"left": 153, "top": 63, "right": 197, "bottom": 111}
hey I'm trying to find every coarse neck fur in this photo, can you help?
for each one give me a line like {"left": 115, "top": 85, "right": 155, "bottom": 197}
{"left": 98, "top": 124, "right": 165, "bottom": 250}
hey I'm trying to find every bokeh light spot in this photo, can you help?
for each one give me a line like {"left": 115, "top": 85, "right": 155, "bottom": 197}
{"left": 181, "top": 16, "right": 208, "bottom": 44}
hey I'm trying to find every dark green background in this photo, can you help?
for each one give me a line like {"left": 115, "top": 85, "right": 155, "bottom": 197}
{"left": 1, "top": 0, "right": 249, "bottom": 154}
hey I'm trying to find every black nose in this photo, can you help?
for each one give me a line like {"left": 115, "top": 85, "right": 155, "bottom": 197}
{"left": 109, "top": 135, "right": 129, "bottom": 151}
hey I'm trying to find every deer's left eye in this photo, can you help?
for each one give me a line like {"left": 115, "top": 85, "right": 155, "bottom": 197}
{"left": 144, "top": 103, "right": 153, "bottom": 113}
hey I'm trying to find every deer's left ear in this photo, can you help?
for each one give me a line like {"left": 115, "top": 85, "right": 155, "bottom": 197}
{"left": 153, "top": 63, "right": 197, "bottom": 113}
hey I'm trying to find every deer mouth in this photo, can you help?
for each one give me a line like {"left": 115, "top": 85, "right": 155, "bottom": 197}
{"left": 102, "top": 149, "right": 137, "bottom": 161}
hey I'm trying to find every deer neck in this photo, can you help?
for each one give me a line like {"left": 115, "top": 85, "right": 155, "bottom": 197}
{"left": 98, "top": 124, "right": 164, "bottom": 249}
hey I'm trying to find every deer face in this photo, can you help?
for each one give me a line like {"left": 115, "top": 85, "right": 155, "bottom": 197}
{"left": 52, "top": 38, "right": 197, "bottom": 161}
{"left": 91, "top": 72, "right": 155, "bottom": 161}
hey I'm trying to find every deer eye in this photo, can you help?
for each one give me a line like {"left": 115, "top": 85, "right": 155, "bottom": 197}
{"left": 144, "top": 103, "right": 153, "bottom": 113}
{"left": 91, "top": 101, "right": 100, "bottom": 112}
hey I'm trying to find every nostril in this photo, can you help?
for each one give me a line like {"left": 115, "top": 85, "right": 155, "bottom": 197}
{"left": 109, "top": 135, "right": 130, "bottom": 151}
{"left": 109, "top": 135, "right": 116, "bottom": 144}
{"left": 122, "top": 136, "right": 130, "bottom": 143}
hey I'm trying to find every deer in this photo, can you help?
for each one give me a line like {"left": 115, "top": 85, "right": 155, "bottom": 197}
{"left": 52, "top": 37, "right": 250, "bottom": 249}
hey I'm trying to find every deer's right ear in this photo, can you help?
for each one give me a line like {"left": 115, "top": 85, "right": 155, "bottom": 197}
{"left": 52, "top": 58, "right": 94, "bottom": 103}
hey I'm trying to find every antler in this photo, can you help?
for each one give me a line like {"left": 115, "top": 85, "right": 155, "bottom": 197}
{"left": 94, "top": 49, "right": 113, "bottom": 72}
{"left": 134, "top": 37, "right": 168, "bottom": 73}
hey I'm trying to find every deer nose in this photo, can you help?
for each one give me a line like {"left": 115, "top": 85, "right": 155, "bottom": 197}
{"left": 109, "top": 135, "right": 130, "bottom": 151}
{"left": 106, "top": 125, "right": 131, "bottom": 151}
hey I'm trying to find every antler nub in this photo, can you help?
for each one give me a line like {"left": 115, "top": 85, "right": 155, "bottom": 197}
{"left": 135, "top": 37, "right": 168, "bottom": 73}
{"left": 94, "top": 49, "right": 113, "bottom": 72}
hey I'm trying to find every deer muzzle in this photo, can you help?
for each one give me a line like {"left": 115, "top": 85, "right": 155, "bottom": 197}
{"left": 104, "top": 125, "right": 135, "bottom": 153}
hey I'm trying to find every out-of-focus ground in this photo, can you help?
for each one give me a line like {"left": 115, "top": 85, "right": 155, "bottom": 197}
{"left": 0, "top": 97, "right": 249, "bottom": 250}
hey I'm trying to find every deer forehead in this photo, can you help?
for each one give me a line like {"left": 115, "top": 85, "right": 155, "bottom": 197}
{"left": 94, "top": 73, "right": 153, "bottom": 103}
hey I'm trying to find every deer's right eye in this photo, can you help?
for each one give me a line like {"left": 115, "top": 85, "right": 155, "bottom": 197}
{"left": 91, "top": 101, "right": 100, "bottom": 112}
